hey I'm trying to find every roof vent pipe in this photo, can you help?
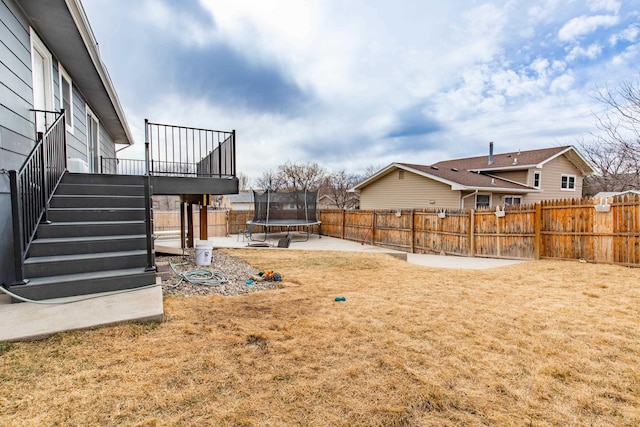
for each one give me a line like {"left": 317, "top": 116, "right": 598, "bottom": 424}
{"left": 489, "top": 141, "right": 494, "bottom": 165}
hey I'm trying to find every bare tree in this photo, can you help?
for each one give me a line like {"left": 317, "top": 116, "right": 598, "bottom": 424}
{"left": 323, "top": 170, "right": 360, "bottom": 209}
{"left": 237, "top": 172, "right": 250, "bottom": 191}
{"left": 255, "top": 161, "right": 327, "bottom": 192}
{"left": 255, "top": 168, "right": 286, "bottom": 191}
{"left": 360, "top": 163, "right": 386, "bottom": 181}
{"left": 580, "top": 79, "right": 640, "bottom": 195}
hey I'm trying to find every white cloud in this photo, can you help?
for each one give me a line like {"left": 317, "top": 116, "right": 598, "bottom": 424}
{"left": 558, "top": 15, "right": 619, "bottom": 42}
{"left": 566, "top": 43, "right": 604, "bottom": 61}
{"left": 588, "top": 0, "right": 621, "bottom": 14}
{"left": 609, "top": 24, "right": 640, "bottom": 45}
{"left": 550, "top": 72, "right": 575, "bottom": 93}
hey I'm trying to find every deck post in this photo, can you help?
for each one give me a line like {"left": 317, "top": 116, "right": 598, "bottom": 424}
{"left": 200, "top": 196, "right": 209, "bottom": 241}
{"left": 187, "top": 203, "right": 194, "bottom": 247}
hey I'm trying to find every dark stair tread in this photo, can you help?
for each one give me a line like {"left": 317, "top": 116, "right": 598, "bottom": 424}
{"left": 31, "top": 234, "right": 147, "bottom": 244}
{"left": 41, "top": 220, "right": 145, "bottom": 226}
{"left": 22, "top": 268, "right": 156, "bottom": 287}
{"left": 52, "top": 194, "right": 144, "bottom": 199}
{"left": 24, "top": 249, "right": 148, "bottom": 265}
{"left": 48, "top": 207, "right": 146, "bottom": 211}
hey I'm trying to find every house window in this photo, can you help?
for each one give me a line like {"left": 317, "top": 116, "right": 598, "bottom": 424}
{"left": 476, "top": 194, "right": 491, "bottom": 208}
{"left": 59, "top": 64, "right": 74, "bottom": 133}
{"left": 561, "top": 174, "right": 576, "bottom": 191}
{"left": 30, "top": 29, "right": 54, "bottom": 133}
{"left": 503, "top": 196, "right": 522, "bottom": 206}
{"left": 398, "top": 170, "right": 404, "bottom": 180}
{"left": 533, "top": 171, "right": 541, "bottom": 189}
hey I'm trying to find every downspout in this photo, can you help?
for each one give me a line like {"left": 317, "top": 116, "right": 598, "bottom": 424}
{"left": 461, "top": 190, "right": 479, "bottom": 209}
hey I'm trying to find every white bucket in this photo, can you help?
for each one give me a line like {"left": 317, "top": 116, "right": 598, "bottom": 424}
{"left": 195, "top": 240, "right": 213, "bottom": 266}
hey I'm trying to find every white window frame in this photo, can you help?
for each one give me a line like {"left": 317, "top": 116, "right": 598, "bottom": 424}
{"left": 561, "top": 174, "right": 576, "bottom": 191}
{"left": 503, "top": 195, "right": 522, "bottom": 206}
{"left": 58, "top": 63, "right": 74, "bottom": 133}
{"left": 475, "top": 193, "right": 491, "bottom": 208}
{"left": 30, "top": 28, "right": 54, "bottom": 133}
{"left": 533, "top": 171, "right": 541, "bottom": 189}
{"left": 86, "top": 105, "right": 100, "bottom": 173}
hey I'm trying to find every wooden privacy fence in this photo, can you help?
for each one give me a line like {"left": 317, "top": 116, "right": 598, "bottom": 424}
{"left": 315, "top": 194, "right": 640, "bottom": 266}
{"left": 170, "top": 194, "right": 639, "bottom": 267}
{"left": 154, "top": 209, "right": 228, "bottom": 238}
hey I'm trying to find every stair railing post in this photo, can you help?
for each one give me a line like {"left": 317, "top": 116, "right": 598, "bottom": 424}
{"left": 9, "top": 170, "right": 27, "bottom": 285}
{"left": 144, "top": 126, "right": 155, "bottom": 272}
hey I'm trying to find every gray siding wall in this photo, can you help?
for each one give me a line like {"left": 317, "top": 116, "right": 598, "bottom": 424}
{"left": 0, "top": 0, "right": 116, "bottom": 284}
{"left": 359, "top": 169, "right": 461, "bottom": 209}
{"left": 0, "top": 0, "right": 35, "bottom": 171}
{"left": 1, "top": 0, "right": 34, "bottom": 285}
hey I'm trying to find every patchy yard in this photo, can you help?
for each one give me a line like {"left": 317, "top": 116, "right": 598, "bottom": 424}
{"left": 1, "top": 250, "right": 639, "bottom": 426}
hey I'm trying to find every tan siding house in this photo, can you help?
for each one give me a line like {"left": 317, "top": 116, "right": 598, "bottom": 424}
{"left": 523, "top": 155, "right": 583, "bottom": 203}
{"left": 353, "top": 145, "right": 594, "bottom": 210}
{"left": 359, "top": 169, "right": 460, "bottom": 209}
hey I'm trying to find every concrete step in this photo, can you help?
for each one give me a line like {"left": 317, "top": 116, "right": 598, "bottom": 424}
{"left": 24, "top": 250, "right": 149, "bottom": 278}
{"left": 28, "top": 234, "right": 148, "bottom": 257}
{"left": 47, "top": 207, "right": 146, "bottom": 222}
{"left": 36, "top": 220, "right": 146, "bottom": 238}
{"left": 9, "top": 268, "right": 157, "bottom": 301}
{"left": 50, "top": 195, "right": 146, "bottom": 209}
{"left": 55, "top": 183, "right": 145, "bottom": 196}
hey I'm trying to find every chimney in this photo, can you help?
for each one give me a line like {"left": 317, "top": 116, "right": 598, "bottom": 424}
{"left": 488, "top": 142, "right": 494, "bottom": 165}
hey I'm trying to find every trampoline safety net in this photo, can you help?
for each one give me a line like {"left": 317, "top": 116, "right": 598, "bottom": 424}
{"left": 252, "top": 190, "right": 319, "bottom": 223}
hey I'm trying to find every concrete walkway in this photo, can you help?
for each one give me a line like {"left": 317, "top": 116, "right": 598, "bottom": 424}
{"left": 158, "top": 233, "right": 527, "bottom": 270}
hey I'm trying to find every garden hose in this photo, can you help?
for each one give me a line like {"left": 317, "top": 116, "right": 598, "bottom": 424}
{"left": 169, "top": 262, "right": 229, "bottom": 286}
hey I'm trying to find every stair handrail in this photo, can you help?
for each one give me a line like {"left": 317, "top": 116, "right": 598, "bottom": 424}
{"left": 143, "top": 120, "right": 156, "bottom": 272}
{"left": 9, "top": 110, "right": 67, "bottom": 285}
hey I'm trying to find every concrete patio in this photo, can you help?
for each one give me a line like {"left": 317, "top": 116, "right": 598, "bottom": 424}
{"left": 157, "top": 232, "right": 527, "bottom": 270}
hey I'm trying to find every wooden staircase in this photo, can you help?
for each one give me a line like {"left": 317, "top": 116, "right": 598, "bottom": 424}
{"left": 9, "top": 173, "right": 156, "bottom": 300}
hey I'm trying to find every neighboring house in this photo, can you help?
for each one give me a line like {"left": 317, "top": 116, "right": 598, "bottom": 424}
{"left": 318, "top": 194, "right": 339, "bottom": 209}
{"left": 594, "top": 190, "right": 640, "bottom": 200}
{"left": 0, "top": 0, "right": 238, "bottom": 336}
{"left": 352, "top": 144, "right": 594, "bottom": 210}
{"left": 220, "top": 191, "right": 254, "bottom": 210}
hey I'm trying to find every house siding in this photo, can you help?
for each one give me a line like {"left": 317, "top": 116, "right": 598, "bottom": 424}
{"left": 490, "top": 170, "right": 528, "bottom": 185}
{"left": 0, "top": 0, "right": 35, "bottom": 285}
{"left": 523, "top": 155, "right": 584, "bottom": 203}
{"left": 0, "top": 0, "right": 35, "bottom": 170}
{"left": 359, "top": 169, "right": 461, "bottom": 209}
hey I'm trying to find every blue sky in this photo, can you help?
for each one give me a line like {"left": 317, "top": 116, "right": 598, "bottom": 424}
{"left": 82, "top": 0, "right": 640, "bottom": 181}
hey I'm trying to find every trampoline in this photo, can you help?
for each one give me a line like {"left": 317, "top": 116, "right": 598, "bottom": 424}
{"left": 246, "top": 190, "right": 322, "bottom": 242}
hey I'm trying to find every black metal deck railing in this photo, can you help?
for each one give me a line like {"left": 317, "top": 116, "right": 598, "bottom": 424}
{"left": 9, "top": 110, "right": 66, "bottom": 284}
{"left": 101, "top": 120, "right": 236, "bottom": 178}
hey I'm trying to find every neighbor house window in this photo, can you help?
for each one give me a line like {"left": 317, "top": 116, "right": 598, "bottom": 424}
{"left": 503, "top": 196, "right": 522, "bottom": 206}
{"left": 533, "top": 171, "right": 541, "bottom": 188}
{"left": 561, "top": 174, "right": 576, "bottom": 190}
{"left": 59, "top": 64, "right": 74, "bottom": 132}
{"left": 398, "top": 170, "right": 404, "bottom": 180}
{"left": 476, "top": 194, "right": 490, "bottom": 208}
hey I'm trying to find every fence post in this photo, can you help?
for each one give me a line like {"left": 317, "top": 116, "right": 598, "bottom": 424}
{"left": 341, "top": 209, "right": 346, "bottom": 240}
{"left": 468, "top": 209, "right": 475, "bottom": 257}
{"left": 371, "top": 211, "right": 376, "bottom": 245}
{"left": 410, "top": 209, "right": 415, "bottom": 254}
{"left": 534, "top": 202, "right": 541, "bottom": 260}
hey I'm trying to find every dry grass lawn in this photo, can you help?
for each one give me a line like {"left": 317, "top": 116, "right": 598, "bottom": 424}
{"left": 1, "top": 250, "right": 639, "bottom": 426}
